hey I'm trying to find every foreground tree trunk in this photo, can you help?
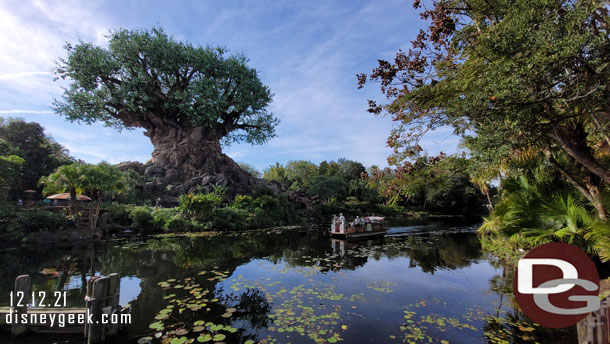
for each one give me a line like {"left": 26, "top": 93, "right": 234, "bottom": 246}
{"left": 545, "top": 150, "right": 607, "bottom": 221}
{"left": 550, "top": 125, "right": 610, "bottom": 184}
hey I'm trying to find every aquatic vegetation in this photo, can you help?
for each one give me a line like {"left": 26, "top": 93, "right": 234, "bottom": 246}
{"left": 143, "top": 271, "right": 241, "bottom": 344}
{"left": 7, "top": 225, "right": 575, "bottom": 344}
{"left": 367, "top": 280, "right": 397, "bottom": 293}
{"left": 398, "top": 299, "right": 483, "bottom": 343}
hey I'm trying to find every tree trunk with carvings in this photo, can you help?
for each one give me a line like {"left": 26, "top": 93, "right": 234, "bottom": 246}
{"left": 118, "top": 125, "right": 258, "bottom": 204}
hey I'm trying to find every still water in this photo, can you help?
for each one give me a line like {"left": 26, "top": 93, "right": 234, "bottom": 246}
{"left": 0, "top": 220, "right": 575, "bottom": 343}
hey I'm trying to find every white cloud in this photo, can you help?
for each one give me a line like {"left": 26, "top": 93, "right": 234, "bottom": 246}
{"left": 0, "top": 110, "right": 53, "bottom": 114}
{"left": 0, "top": 71, "right": 53, "bottom": 79}
{"left": 0, "top": 0, "right": 457, "bottom": 169}
{"left": 0, "top": 1, "right": 113, "bottom": 98}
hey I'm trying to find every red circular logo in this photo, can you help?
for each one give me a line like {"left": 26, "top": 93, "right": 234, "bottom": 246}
{"left": 513, "top": 242, "right": 600, "bottom": 328}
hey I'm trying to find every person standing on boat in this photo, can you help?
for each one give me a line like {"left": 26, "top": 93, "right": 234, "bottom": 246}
{"left": 339, "top": 213, "right": 345, "bottom": 223}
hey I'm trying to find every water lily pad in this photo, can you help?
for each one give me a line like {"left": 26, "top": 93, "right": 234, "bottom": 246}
{"left": 137, "top": 337, "right": 153, "bottom": 344}
{"left": 175, "top": 328, "right": 189, "bottom": 336}
{"left": 197, "top": 334, "right": 212, "bottom": 342}
{"left": 212, "top": 334, "right": 226, "bottom": 341}
{"left": 149, "top": 322, "right": 165, "bottom": 331}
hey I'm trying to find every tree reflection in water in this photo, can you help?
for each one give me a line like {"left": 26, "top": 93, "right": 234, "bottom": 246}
{"left": 0, "top": 223, "right": 576, "bottom": 343}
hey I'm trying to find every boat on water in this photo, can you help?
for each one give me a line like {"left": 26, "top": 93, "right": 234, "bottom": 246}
{"left": 330, "top": 214, "right": 387, "bottom": 239}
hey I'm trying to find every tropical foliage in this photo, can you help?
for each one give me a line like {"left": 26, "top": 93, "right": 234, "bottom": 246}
{"left": 360, "top": 0, "right": 610, "bottom": 260}
{"left": 40, "top": 162, "right": 125, "bottom": 228}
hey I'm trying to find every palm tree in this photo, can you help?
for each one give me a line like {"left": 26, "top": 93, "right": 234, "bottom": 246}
{"left": 39, "top": 163, "right": 84, "bottom": 214}
{"left": 79, "top": 162, "right": 125, "bottom": 229}
{"left": 479, "top": 171, "right": 610, "bottom": 260}
{"left": 40, "top": 162, "right": 125, "bottom": 229}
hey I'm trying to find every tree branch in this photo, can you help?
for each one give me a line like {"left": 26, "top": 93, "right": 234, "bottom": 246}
{"left": 544, "top": 149, "right": 593, "bottom": 200}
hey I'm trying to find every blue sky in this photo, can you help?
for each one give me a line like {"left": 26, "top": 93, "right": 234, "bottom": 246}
{"left": 0, "top": 0, "right": 461, "bottom": 171}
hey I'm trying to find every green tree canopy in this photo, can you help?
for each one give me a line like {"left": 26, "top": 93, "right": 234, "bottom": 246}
{"left": 40, "top": 163, "right": 84, "bottom": 212}
{"left": 52, "top": 27, "right": 279, "bottom": 197}
{"left": 263, "top": 162, "right": 290, "bottom": 189}
{"left": 54, "top": 27, "right": 278, "bottom": 146}
{"left": 0, "top": 118, "right": 74, "bottom": 199}
{"left": 238, "top": 162, "right": 262, "bottom": 178}
{"left": 284, "top": 160, "right": 318, "bottom": 190}
{"left": 40, "top": 162, "right": 125, "bottom": 227}
{"left": 359, "top": 0, "right": 610, "bottom": 219}
{"left": 0, "top": 154, "right": 24, "bottom": 191}
{"left": 306, "top": 175, "right": 348, "bottom": 203}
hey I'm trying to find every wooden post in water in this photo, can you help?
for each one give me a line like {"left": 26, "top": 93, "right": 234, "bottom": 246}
{"left": 84, "top": 275, "right": 98, "bottom": 338}
{"left": 12, "top": 274, "right": 31, "bottom": 335}
{"left": 86, "top": 275, "right": 106, "bottom": 343}
{"left": 85, "top": 274, "right": 120, "bottom": 344}
{"left": 105, "top": 273, "right": 120, "bottom": 337}
{"left": 578, "top": 296, "right": 610, "bottom": 344}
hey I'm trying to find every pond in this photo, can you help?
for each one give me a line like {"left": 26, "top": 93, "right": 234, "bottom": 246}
{"left": 0, "top": 219, "right": 576, "bottom": 343}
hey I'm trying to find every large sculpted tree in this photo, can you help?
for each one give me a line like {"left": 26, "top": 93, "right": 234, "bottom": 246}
{"left": 358, "top": 0, "right": 610, "bottom": 219}
{"left": 53, "top": 28, "right": 278, "bottom": 198}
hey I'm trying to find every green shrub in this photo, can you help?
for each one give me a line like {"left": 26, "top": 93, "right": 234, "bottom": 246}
{"left": 129, "top": 206, "right": 154, "bottom": 232}
{"left": 231, "top": 195, "right": 254, "bottom": 209}
{"left": 7, "top": 209, "right": 69, "bottom": 234}
{"left": 179, "top": 191, "right": 223, "bottom": 222}
{"left": 372, "top": 203, "right": 404, "bottom": 217}
{"left": 253, "top": 195, "right": 279, "bottom": 210}
{"left": 103, "top": 202, "right": 132, "bottom": 225}
{"left": 209, "top": 207, "right": 249, "bottom": 231}
{"left": 252, "top": 184, "right": 275, "bottom": 197}
{"left": 152, "top": 207, "right": 179, "bottom": 231}
{"left": 164, "top": 215, "right": 193, "bottom": 233}
{"left": 0, "top": 203, "right": 16, "bottom": 230}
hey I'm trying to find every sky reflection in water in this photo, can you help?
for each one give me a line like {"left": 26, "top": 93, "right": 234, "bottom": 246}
{"left": 0, "top": 220, "right": 576, "bottom": 343}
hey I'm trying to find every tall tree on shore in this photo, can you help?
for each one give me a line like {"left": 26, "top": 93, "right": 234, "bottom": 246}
{"left": 0, "top": 118, "right": 73, "bottom": 199}
{"left": 358, "top": 0, "right": 610, "bottom": 219}
{"left": 53, "top": 27, "right": 278, "bottom": 196}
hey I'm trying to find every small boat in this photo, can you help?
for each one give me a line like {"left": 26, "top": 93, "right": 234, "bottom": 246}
{"left": 330, "top": 215, "right": 387, "bottom": 239}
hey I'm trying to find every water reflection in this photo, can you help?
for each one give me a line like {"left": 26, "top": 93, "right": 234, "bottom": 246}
{"left": 0, "top": 221, "right": 575, "bottom": 343}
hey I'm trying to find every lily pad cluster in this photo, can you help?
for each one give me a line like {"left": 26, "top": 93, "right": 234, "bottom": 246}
{"left": 367, "top": 280, "right": 397, "bottom": 293}
{"left": 141, "top": 272, "right": 240, "bottom": 344}
{"left": 398, "top": 298, "right": 479, "bottom": 344}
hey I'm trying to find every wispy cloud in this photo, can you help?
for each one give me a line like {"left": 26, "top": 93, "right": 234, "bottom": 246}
{"left": 0, "top": 0, "right": 457, "bottom": 168}
{"left": 0, "top": 110, "right": 53, "bottom": 114}
{"left": 0, "top": 71, "right": 53, "bottom": 80}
